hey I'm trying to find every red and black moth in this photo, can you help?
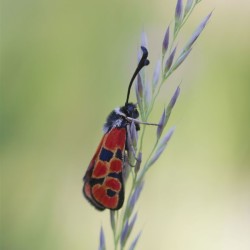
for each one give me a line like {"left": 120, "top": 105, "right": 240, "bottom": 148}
{"left": 83, "top": 47, "right": 154, "bottom": 210}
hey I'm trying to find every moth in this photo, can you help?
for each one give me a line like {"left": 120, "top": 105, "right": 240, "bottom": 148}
{"left": 83, "top": 47, "right": 156, "bottom": 210}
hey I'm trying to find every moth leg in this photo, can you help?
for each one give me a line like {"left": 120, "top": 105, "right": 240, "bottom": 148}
{"left": 124, "top": 152, "right": 135, "bottom": 168}
{"left": 126, "top": 137, "right": 141, "bottom": 168}
{"left": 126, "top": 125, "right": 139, "bottom": 162}
{"left": 125, "top": 153, "right": 137, "bottom": 168}
{"left": 124, "top": 150, "right": 142, "bottom": 180}
{"left": 126, "top": 117, "right": 159, "bottom": 126}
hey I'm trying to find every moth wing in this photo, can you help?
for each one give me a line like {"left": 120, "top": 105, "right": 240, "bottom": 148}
{"left": 83, "top": 128, "right": 127, "bottom": 210}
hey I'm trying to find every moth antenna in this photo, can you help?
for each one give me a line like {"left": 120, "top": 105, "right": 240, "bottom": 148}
{"left": 125, "top": 46, "right": 150, "bottom": 105}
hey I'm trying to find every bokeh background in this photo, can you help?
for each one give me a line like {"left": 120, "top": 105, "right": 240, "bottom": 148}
{"left": 1, "top": 0, "right": 250, "bottom": 249}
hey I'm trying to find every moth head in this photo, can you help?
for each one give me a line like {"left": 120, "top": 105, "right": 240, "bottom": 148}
{"left": 120, "top": 103, "right": 139, "bottom": 119}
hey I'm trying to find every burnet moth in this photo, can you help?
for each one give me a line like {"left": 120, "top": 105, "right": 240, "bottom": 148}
{"left": 83, "top": 46, "right": 156, "bottom": 210}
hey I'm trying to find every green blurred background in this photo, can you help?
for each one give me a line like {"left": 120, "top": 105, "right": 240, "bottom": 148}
{"left": 1, "top": 0, "right": 250, "bottom": 249}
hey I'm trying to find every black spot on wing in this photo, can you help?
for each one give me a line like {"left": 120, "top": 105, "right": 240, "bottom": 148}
{"left": 107, "top": 189, "right": 116, "bottom": 197}
{"left": 115, "top": 149, "right": 123, "bottom": 160}
{"left": 89, "top": 177, "right": 105, "bottom": 186}
{"left": 108, "top": 172, "right": 121, "bottom": 179}
{"left": 99, "top": 148, "right": 113, "bottom": 162}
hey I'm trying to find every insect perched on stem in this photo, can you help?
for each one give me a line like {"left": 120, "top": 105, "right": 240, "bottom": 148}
{"left": 83, "top": 47, "right": 158, "bottom": 210}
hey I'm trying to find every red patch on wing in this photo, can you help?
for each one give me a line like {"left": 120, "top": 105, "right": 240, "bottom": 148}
{"left": 92, "top": 184, "right": 119, "bottom": 209}
{"left": 104, "top": 177, "right": 121, "bottom": 191}
{"left": 83, "top": 128, "right": 126, "bottom": 210}
{"left": 110, "top": 159, "right": 122, "bottom": 172}
{"left": 104, "top": 128, "right": 126, "bottom": 150}
{"left": 92, "top": 161, "right": 108, "bottom": 178}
